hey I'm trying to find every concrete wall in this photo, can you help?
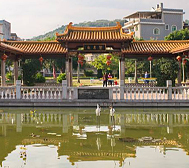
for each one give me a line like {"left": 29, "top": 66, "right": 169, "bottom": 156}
{"left": 163, "top": 12, "right": 183, "bottom": 36}
{"left": 139, "top": 24, "right": 165, "bottom": 40}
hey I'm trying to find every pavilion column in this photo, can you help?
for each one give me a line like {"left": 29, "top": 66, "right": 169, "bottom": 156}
{"left": 1, "top": 58, "right": 6, "bottom": 87}
{"left": 119, "top": 55, "right": 125, "bottom": 85}
{"left": 69, "top": 57, "right": 73, "bottom": 87}
{"left": 14, "top": 58, "right": 19, "bottom": 85}
{"left": 178, "top": 60, "right": 182, "bottom": 86}
{"left": 66, "top": 55, "right": 73, "bottom": 87}
{"left": 134, "top": 59, "right": 138, "bottom": 83}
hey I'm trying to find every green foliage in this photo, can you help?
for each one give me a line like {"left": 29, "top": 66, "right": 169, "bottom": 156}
{"left": 134, "top": 37, "right": 144, "bottom": 41}
{"left": 54, "top": 58, "right": 66, "bottom": 73}
{"left": 22, "top": 59, "right": 41, "bottom": 86}
{"left": 57, "top": 73, "right": 66, "bottom": 83}
{"left": 97, "top": 69, "right": 103, "bottom": 78}
{"left": 18, "top": 75, "right": 22, "bottom": 80}
{"left": 35, "top": 73, "right": 46, "bottom": 83}
{"left": 6, "top": 71, "right": 13, "bottom": 80}
{"left": 125, "top": 59, "right": 149, "bottom": 77}
{"left": 92, "top": 54, "right": 119, "bottom": 75}
{"left": 84, "top": 70, "right": 94, "bottom": 77}
{"left": 165, "top": 28, "right": 189, "bottom": 82}
{"left": 165, "top": 28, "right": 189, "bottom": 40}
{"left": 153, "top": 58, "right": 178, "bottom": 86}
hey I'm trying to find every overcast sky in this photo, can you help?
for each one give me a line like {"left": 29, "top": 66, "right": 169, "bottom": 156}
{"left": 0, "top": 0, "right": 189, "bottom": 39}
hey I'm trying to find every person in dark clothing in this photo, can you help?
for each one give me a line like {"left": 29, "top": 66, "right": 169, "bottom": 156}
{"left": 103, "top": 73, "right": 108, "bottom": 87}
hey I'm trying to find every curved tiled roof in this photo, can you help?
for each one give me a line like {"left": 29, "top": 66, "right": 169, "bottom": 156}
{"left": 171, "top": 43, "right": 189, "bottom": 54}
{"left": 4, "top": 41, "right": 67, "bottom": 54}
{"left": 56, "top": 22, "right": 133, "bottom": 42}
{"left": 0, "top": 41, "right": 24, "bottom": 54}
{"left": 122, "top": 40, "right": 189, "bottom": 54}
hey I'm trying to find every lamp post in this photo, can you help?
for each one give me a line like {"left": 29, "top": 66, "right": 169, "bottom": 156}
{"left": 176, "top": 56, "right": 182, "bottom": 86}
{"left": 148, "top": 56, "right": 153, "bottom": 78}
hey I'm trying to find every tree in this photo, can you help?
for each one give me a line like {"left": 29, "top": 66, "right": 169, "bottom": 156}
{"left": 165, "top": 28, "right": 189, "bottom": 81}
{"left": 152, "top": 58, "right": 178, "bottom": 86}
{"left": 92, "top": 54, "right": 119, "bottom": 76}
{"left": 165, "top": 28, "right": 189, "bottom": 40}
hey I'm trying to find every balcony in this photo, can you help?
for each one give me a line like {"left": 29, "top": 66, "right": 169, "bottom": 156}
{"left": 124, "top": 18, "right": 163, "bottom": 28}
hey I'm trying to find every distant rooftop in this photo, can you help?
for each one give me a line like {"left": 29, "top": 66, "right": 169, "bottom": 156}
{"left": 124, "top": 3, "right": 184, "bottom": 19}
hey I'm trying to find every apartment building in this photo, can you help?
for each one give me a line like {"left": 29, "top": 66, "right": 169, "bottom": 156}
{"left": 123, "top": 3, "right": 184, "bottom": 40}
{"left": 0, "top": 20, "right": 11, "bottom": 40}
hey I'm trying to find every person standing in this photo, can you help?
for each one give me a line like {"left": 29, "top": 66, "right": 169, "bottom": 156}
{"left": 144, "top": 71, "right": 149, "bottom": 83}
{"left": 103, "top": 73, "right": 108, "bottom": 87}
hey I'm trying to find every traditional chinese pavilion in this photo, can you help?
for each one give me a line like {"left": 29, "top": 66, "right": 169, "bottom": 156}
{"left": 0, "top": 22, "right": 189, "bottom": 86}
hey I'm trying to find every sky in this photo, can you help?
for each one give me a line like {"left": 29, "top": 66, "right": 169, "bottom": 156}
{"left": 0, "top": 0, "right": 189, "bottom": 39}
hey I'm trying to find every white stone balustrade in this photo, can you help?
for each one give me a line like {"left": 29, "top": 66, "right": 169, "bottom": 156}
{"left": 0, "top": 80, "right": 189, "bottom": 101}
{"left": 21, "top": 86, "right": 62, "bottom": 99}
{"left": 0, "top": 87, "right": 16, "bottom": 99}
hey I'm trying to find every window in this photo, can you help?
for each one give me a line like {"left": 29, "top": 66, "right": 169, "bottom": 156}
{"left": 165, "top": 24, "right": 169, "bottom": 30}
{"left": 172, "top": 25, "right": 177, "bottom": 32}
{"left": 153, "top": 28, "right": 160, "bottom": 35}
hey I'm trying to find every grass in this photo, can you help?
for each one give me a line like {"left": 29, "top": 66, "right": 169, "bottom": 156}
{"left": 73, "top": 79, "right": 102, "bottom": 87}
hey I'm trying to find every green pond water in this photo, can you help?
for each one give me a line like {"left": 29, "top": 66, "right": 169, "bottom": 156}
{"left": 0, "top": 108, "right": 189, "bottom": 168}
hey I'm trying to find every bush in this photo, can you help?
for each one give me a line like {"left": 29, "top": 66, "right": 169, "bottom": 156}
{"left": 84, "top": 70, "right": 94, "bottom": 77}
{"left": 35, "top": 73, "right": 46, "bottom": 83}
{"left": 57, "top": 73, "right": 66, "bottom": 83}
{"left": 6, "top": 72, "right": 13, "bottom": 80}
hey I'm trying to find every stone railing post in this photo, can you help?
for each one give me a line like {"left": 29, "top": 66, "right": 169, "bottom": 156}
{"left": 109, "top": 88, "right": 113, "bottom": 100}
{"left": 16, "top": 80, "right": 21, "bottom": 99}
{"left": 120, "top": 80, "right": 125, "bottom": 100}
{"left": 62, "top": 80, "right": 67, "bottom": 99}
{"left": 167, "top": 80, "right": 172, "bottom": 100}
{"left": 73, "top": 88, "right": 78, "bottom": 100}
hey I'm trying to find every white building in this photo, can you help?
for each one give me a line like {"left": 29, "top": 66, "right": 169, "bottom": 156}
{"left": 0, "top": 20, "right": 11, "bottom": 40}
{"left": 123, "top": 3, "right": 185, "bottom": 40}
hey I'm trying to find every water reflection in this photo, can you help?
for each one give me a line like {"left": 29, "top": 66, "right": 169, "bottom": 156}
{"left": 0, "top": 108, "right": 189, "bottom": 167}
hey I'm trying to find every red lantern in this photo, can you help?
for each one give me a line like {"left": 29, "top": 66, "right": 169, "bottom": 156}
{"left": 1, "top": 54, "right": 7, "bottom": 61}
{"left": 106, "top": 60, "right": 111, "bottom": 66}
{"left": 176, "top": 56, "right": 182, "bottom": 62}
{"left": 183, "top": 59, "right": 187, "bottom": 65}
{"left": 39, "top": 56, "right": 43, "bottom": 64}
{"left": 148, "top": 56, "right": 153, "bottom": 61}
{"left": 107, "top": 55, "right": 112, "bottom": 60}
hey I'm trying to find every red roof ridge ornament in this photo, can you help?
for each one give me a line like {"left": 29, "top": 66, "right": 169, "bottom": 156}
{"left": 116, "top": 22, "right": 122, "bottom": 29}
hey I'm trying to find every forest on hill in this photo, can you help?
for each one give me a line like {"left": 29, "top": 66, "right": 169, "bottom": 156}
{"left": 30, "top": 19, "right": 125, "bottom": 41}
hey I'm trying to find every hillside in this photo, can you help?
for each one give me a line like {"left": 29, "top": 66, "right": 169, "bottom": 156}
{"left": 30, "top": 19, "right": 125, "bottom": 41}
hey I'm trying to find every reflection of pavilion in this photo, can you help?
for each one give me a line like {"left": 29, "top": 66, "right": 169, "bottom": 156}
{"left": 1, "top": 110, "right": 189, "bottom": 166}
